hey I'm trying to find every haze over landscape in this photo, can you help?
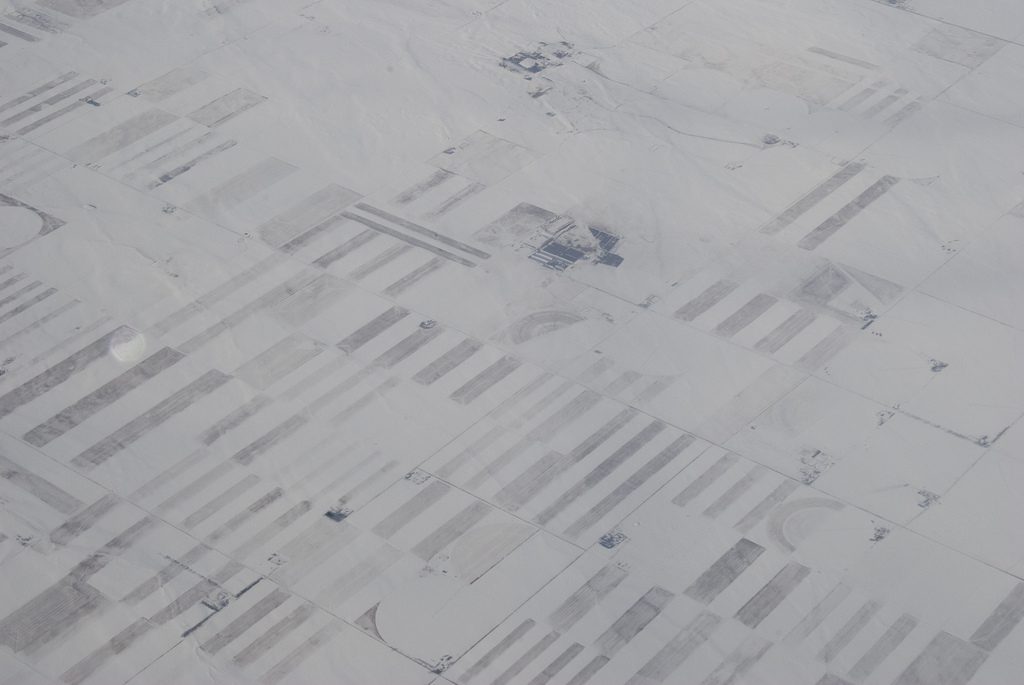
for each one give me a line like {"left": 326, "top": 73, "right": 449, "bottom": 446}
{"left": 1, "top": 0, "right": 1024, "bottom": 683}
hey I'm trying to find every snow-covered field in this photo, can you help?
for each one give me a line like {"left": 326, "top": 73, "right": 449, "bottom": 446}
{"left": 1, "top": 0, "right": 1023, "bottom": 683}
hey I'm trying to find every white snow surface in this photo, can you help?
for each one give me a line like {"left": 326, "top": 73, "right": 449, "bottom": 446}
{"left": 1, "top": 0, "right": 1024, "bottom": 683}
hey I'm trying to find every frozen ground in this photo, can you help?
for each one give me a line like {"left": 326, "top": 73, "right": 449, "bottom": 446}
{"left": 0, "top": 0, "right": 1023, "bottom": 683}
